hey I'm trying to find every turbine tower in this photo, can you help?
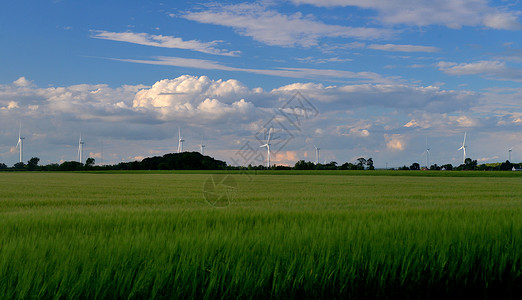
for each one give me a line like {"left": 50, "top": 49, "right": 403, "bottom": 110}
{"left": 15, "top": 123, "right": 25, "bottom": 163}
{"left": 177, "top": 128, "right": 184, "bottom": 153}
{"left": 457, "top": 132, "right": 467, "bottom": 164}
{"left": 260, "top": 128, "right": 272, "bottom": 168}
{"left": 78, "top": 133, "right": 85, "bottom": 163}
{"left": 314, "top": 145, "right": 320, "bottom": 165}
{"left": 508, "top": 148, "right": 512, "bottom": 162}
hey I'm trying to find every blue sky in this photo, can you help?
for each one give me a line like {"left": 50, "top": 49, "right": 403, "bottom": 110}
{"left": 1, "top": 0, "right": 522, "bottom": 168}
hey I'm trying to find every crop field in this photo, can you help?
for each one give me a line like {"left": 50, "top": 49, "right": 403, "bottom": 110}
{"left": 0, "top": 171, "right": 521, "bottom": 299}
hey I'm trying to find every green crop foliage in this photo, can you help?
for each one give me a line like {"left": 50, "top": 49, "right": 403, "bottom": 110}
{"left": 0, "top": 172, "right": 521, "bottom": 299}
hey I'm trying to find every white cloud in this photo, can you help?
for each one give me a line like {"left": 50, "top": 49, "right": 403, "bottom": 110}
{"left": 336, "top": 122, "right": 371, "bottom": 137}
{"left": 483, "top": 12, "right": 521, "bottom": 30}
{"left": 13, "top": 77, "right": 34, "bottom": 88}
{"left": 368, "top": 44, "right": 439, "bottom": 53}
{"left": 91, "top": 30, "right": 240, "bottom": 56}
{"left": 437, "top": 60, "right": 522, "bottom": 82}
{"left": 385, "top": 134, "right": 405, "bottom": 151}
{"left": 1, "top": 101, "right": 19, "bottom": 110}
{"left": 133, "top": 75, "right": 255, "bottom": 121}
{"left": 114, "top": 56, "right": 391, "bottom": 83}
{"left": 182, "top": 3, "right": 394, "bottom": 47}
{"left": 272, "top": 82, "right": 476, "bottom": 113}
{"left": 290, "top": 0, "right": 522, "bottom": 29}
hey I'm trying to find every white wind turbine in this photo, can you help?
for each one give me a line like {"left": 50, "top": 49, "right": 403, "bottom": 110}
{"left": 260, "top": 128, "right": 272, "bottom": 168}
{"left": 177, "top": 128, "right": 184, "bottom": 153}
{"left": 424, "top": 136, "right": 430, "bottom": 168}
{"left": 199, "top": 137, "right": 206, "bottom": 155}
{"left": 457, "top": 132, "right": 467, "bottom": 164}
{"left": 314, "top": 145, "right": 320, "bottom": 165}
{"left": 78, "top": 133, "right": 85, "bottom": 163}
{"left": 508, "top": 148, "right": 512, "bottom": 162}
{"left": 15, "top": 123, "right": 25, "bottom": 163}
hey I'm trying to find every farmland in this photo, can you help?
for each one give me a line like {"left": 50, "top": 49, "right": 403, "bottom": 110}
{"left": 0, "top": 171, "right": 521, "bottom": 298}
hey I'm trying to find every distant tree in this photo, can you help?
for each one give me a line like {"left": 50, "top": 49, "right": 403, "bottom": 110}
{"left": 399, "top": 165, "right": 410, "bottom": 170}
{"left": 294, "top": 160, "right": 316, "bottom": 170}
{"left": 410, "top": 162, "right": 420, "bottom": 170}
{"left": 441, "top": 164, "right": 453, "bottom": 171}
{"left": 59, "top": 161, "right": 83, "bottom": 171}
{"left": 366, "top": 158, "right": 375, "bottom": 170}
{"left": 274, "top": 165, "right": 291, "bottom": 170}
{"left": 500, "top": 160, "right": 513, "bottom": 171}
{"left": 339, "top": 162, "right": 356, "bottom": 170}
{"left": 44, "top": 163, "right": 60, "bottom": 171}
{"left": 458, "top": 158, "right": 478, "bottom": 170}
{"left": 323, "top": 161, "right": 338, "bottom": 170}
{"left": 356, "top": 158, "right": 366, "bottom": 170}
{"left": 27, "top": 157, "right": 40, "bottom": 171}
{"left": 13, "top": 162, "right": 25, "bottom": 170}
{"left": 0, "top": 163, "right": 7, "bottom": 170}
{"left": 85, "top": 158, "right": 95, "bottom": 168}
{"left": 430, "top": 164, "right": 441, "bottom": 170}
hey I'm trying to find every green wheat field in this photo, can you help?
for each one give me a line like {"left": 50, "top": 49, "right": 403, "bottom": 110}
{"left": 0, "top": 171, "right": 521, "bottom": 299}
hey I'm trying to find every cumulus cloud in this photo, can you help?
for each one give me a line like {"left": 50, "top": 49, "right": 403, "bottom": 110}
{"left": 91, "top": 30, "right": 240, "bottom": 56}
{"left": 385, "top": 134, "right": 405, "bottom": 151}
{"left": 290, "top": 0, "right": 522, "bottom": 29}
{"left": 272, "top": 82, "right": 476, "bottom": 113}
{"left": 13, "top": 77, "right": 34, "bottom": 88}
{"left": 182, "top": 3, "right": 394, "bottom": 47}
{"left": 133, "top": 75, "right": 255, "bottom": 121}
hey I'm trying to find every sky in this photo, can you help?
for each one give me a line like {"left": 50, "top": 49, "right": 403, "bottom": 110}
{"left": 1, "top": 0, "right": 522, "bottom": 168}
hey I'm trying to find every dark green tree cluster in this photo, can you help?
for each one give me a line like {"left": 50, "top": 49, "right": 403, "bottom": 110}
{"left": 293, "top": 157, "right": 374, "bottom": 170}
{"left": 111, "top": 152, "right": 227, "bottom": 170}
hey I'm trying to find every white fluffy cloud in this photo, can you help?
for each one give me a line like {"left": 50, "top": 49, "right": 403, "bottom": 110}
{"left": 133, "top": 75, "right": 255, "bottom": 121}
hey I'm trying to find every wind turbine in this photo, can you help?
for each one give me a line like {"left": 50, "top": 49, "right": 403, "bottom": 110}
{"left": 508, "top": 148, "right": 512, "bottom": 162}
{"left": 200, "top": 137, "right": 206, "bottom": 155}
{"left": 424, "top": 136, "right": 430, "bottom": 168}
{"left": 177, "top": 128, "right": 184, "bottom": 153}
{"left": 314, "top": 145, "right": 320, "bottom": 165}
{"left": 15, "top": 123, "right": 25, "bottom": 163}
{"left": 78, "top": 133, "right": 85, "bottom": 163}
{"left": 457, "top": 132, "right": 467, "bottom": 164}
{"left": 260, "top": 128, "right": 272, "bottom": 168}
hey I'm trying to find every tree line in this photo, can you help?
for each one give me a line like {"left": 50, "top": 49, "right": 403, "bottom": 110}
{"left": 0, "top": 152, "right": 226, "bottom": 171}
{"left": 0, "top": 153, "right": 519, "bottom": 171}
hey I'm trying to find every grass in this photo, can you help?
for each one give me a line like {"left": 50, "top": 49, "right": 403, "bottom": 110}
{"left": 0, "top": 172, "right": 521, "bottom": 299}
